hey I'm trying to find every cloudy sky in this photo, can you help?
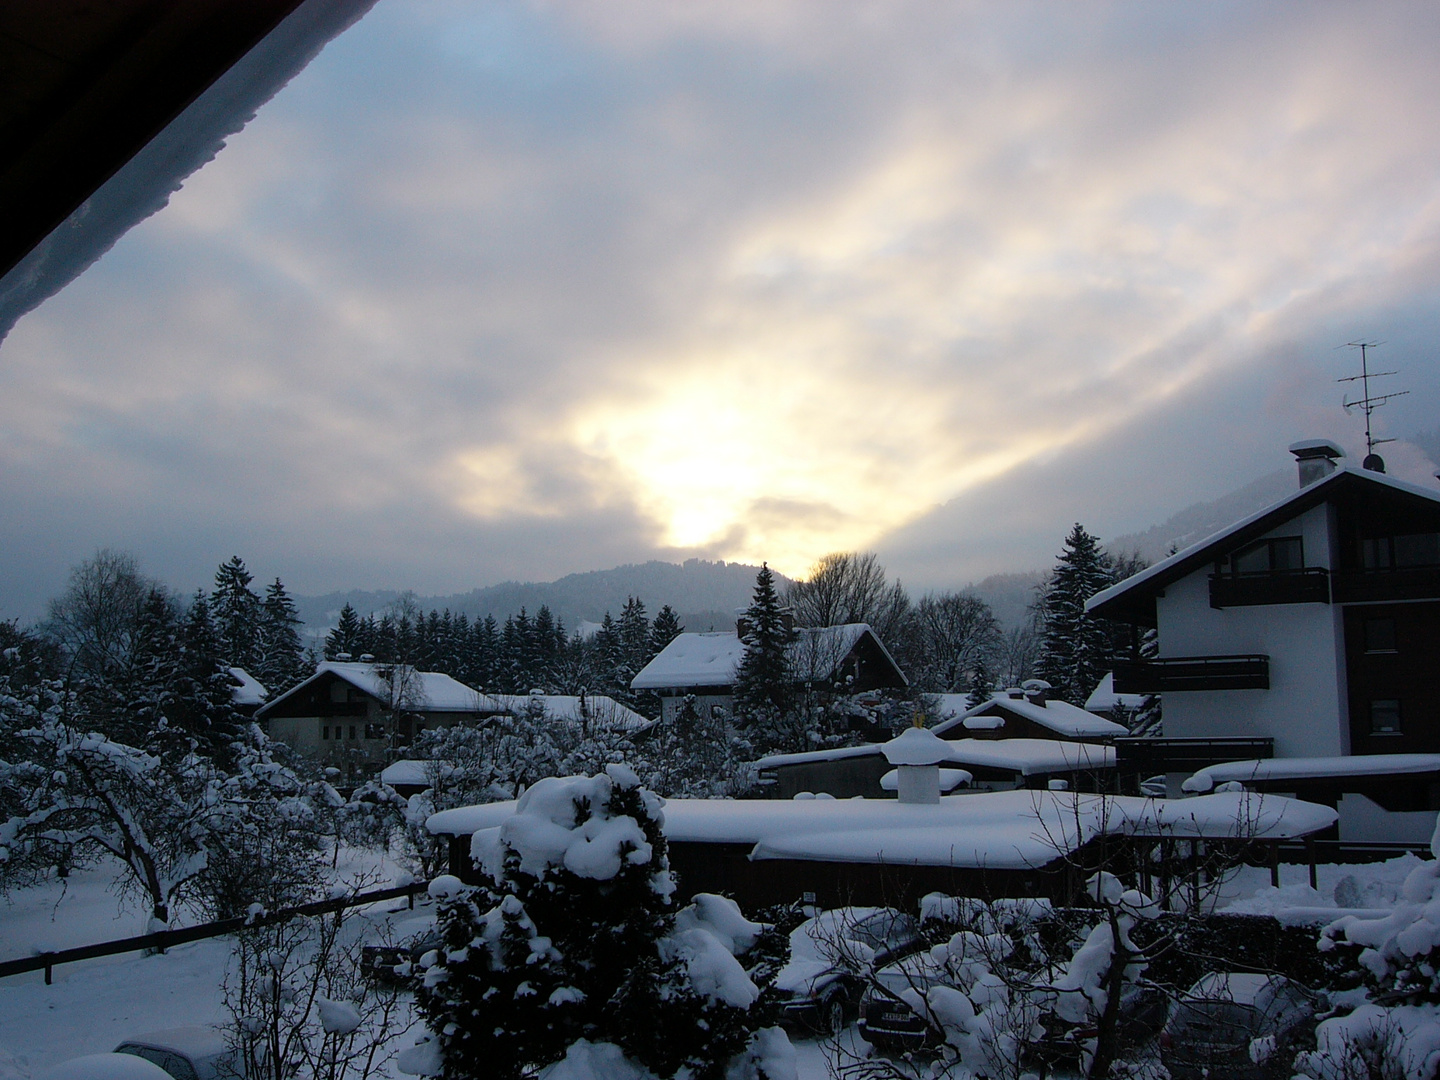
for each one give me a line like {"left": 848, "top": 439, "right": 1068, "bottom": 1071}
{"left": 3, "top": 0, "right": 1440, "bottom": 619}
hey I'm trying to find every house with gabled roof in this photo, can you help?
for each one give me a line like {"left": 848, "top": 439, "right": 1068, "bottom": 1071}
{"left": 630, "top": 622, "right": 908, "bottom": 726}
{"left": 255, "top": 661, "right": 504, "bottom": 781}
{"left": 930, "top": 681, "right": 1128, "bottom": 743}
{"left": 1087, "top": 441, "right": 1440, "bottom": 840}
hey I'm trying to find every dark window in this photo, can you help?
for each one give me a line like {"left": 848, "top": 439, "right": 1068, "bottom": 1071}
{"left": 1395, "top": 533, "right": 1440, "bottom": 568}
{"left": 1371, "top": 699, "right": 1402, "bottom": 735}
{"left": 1364, "top": 618, "right": 1397, "bottom": 653}
{"left": 349, "top": 725, "right": 357, "bottom": 740}
{"left": 1362, "top": 533, "right": 1440, "bottom": 569}
{"left": 322, "top": 725, "right": 329, "bottom": 740}
{"left": 365, "top": 723, "right": 385, "bottom": 740}
{"left": 1231, "top": 536, "right": 1304, "bottom": 574}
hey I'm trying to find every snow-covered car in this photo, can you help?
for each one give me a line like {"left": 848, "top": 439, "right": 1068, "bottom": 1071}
{"left": 857, "top": 953, "right": 947, "bottom": 1051}
{"left": 40, "top": 1054, "right": 176, "bottom": 1080}
{"left": 1160, "top": 972, "right": 1323, "bottom": 1080}
{"left": 1022, "top": 983, "right": 1169, "bottom": 1070}
{"left": 774, "top": 907, "right": 922, "bottom": 1035}
{"left": 113, "top": 1026, "right": 246, "bottom": 1080}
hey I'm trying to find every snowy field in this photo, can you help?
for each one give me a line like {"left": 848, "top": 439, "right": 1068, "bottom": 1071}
{"left": 0, "top": 851, "right": 1419, "bottom": 1079}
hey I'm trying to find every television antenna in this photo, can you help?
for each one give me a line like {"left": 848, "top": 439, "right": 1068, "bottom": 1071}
{"left": 1338, "top": 340, "right": 1408, "bottom": 470}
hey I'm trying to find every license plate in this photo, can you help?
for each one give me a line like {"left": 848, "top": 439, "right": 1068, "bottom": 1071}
{"left": 880, "top": 1011, "right": 912, "bottom": 1023}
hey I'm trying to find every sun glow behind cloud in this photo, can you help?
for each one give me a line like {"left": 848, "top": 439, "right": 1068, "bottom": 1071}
{"left": 2, "top": 0, "right": 1440, "bottom": 613}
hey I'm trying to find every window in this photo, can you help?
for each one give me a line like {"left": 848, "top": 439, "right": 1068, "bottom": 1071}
{"left": 1364, "top": 618, "right": 1398, "bottom": 653}
{"left": 349, "top": 725, "right": 357, "bottom": 740}
{"left": 322, "top": 725, "right": 330, "bottom": 740}
{"left": 1231, "top": 536, "right": 1304, "bottom": 574}
{"left": 365, "top": 723, "right": 385, "bottom": 740}
{"left": 1363, "top": 533, "right": 1440, "bottom": 569}
{"left": 1371, "top": 699, "right": 1402, "bottom": 736}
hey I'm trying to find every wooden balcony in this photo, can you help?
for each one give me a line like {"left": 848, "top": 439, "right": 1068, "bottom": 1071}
{"left": 1331, "top": 565, "right": 1440, "bottom": 604}
{"left": 1209, "top": 568, "right": 1330, "bottom": 609}
{"left": 1112, "top": 654, "right": 1270, "bottom": 693}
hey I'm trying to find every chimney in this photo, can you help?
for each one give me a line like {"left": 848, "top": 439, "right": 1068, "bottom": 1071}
{"left": 1005, "top": 686, "right": 1025, "bottom": 700}
{"left": 1289, "top": 440, "right": 1345, "bottom": 487}
{"left": 1022, "top": 679, "right": 1051, "bottom": 707}
{"left": 882, "top": 725, "right": 951, "bottom": 805}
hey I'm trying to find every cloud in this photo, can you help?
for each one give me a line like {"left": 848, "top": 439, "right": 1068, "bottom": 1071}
{"left": 2, "top": 0, "right": 1440, "bottom": 616}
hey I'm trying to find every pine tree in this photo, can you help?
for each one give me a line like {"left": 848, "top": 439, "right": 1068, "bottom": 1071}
{"left": 965, "top": 664, "right": 992, "bottom": 710}
{"left": 1037, "top": 524, "right": 1121, "bottom": 705}
{"left": 415, "top": 768, "right": 788, "bottom": 1080}
{"left": 212, "top": 556, "right": 262, "bottom": 670}
{"left": 733, "top": 564, "right": 799, "bottom": 752}
{"left": 649, "top": 605, "right": 683, "bottom": 658}
{"left": 257, "top": 578, "right": 309, "bottom": 693}
{"left": 324, "top": 604, "right": 363, "bottom": 660}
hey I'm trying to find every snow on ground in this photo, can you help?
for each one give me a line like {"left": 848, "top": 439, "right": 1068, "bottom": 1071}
{"left": 0, "top": 847, "right": 426, "bottom": 1080}
{"left": 1212, "top": 852, "right": 1422, "bottom": 917}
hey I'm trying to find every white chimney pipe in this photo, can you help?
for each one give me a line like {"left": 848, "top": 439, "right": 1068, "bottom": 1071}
{"left": 1289, "top": 440, "right": 1345, "bottom": 488}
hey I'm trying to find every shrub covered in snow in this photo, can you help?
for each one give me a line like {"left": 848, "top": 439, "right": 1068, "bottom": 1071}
{"left": 1321, "top": 820, "right": 1440, "bottom": 1004}
{"left": 412, "top": 765, "right": 793, "bottom": 1080}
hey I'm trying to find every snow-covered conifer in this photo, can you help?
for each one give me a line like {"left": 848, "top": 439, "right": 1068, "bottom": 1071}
{"left": 413, "top": 767, "right": 791, "bottom": 1080}
{"left": 1037, "top": 525, "right": 1122, "bottom": 705}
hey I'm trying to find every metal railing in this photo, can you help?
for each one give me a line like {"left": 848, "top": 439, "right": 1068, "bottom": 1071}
{"left": 0, "top": 879, "right": 430, "bottom": 985}
{"left": 1209, "top": 567, "right": 1330, "bottom": 609}
{"left": 1112, "top": 654, "right": 1270, "bottom": 693}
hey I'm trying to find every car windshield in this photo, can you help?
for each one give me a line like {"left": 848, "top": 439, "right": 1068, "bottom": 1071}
{"left": 1172, "top": 1000, "right": 1261, "bottom": 1036}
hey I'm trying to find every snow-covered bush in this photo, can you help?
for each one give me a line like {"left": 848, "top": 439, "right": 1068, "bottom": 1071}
{"left": 1321, "top": 820, "right": 1440, "bottom": 1004}
{"left": 412, "top": 765, "right": 793, "bottom": 1080}
{"left": 224, "top": 889, "right": 413, "bottom": 1080}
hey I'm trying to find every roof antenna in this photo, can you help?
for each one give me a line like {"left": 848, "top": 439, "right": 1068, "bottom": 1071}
{"left": 1338, "top": 341, "right": 1408, "bottom": 473}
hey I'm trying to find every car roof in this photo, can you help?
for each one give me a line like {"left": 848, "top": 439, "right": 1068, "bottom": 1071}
{"left": 116, "top": 1026, "right": 229, "bottom": 1059}
{"left": 1184, "top": 972, "right": 1280, "bottom": 1006}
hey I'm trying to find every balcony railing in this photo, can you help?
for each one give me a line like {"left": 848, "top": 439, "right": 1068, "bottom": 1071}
{"left": 1331, "top": 565, "right": 1440, "bottom": 604}
{"left": 1208, "top": 568, "right": 1330, "bottom": 609}
{"left": 1115, "top": 736, "right": 1274, "bottom": 773}
{"left": 1112, "top": 654, "right": 1270, "bottom": 693}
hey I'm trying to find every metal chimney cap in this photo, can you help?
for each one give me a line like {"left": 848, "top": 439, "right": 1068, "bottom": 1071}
{"left": 1288, "top": 439, "right": 1345, "bottom": 461}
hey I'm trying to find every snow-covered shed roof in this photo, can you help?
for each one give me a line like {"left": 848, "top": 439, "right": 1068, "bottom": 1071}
{"left": 1084, "top": 672, "right": 1146, "bottom": 714}
{"left": 930, "top": 693, "right": 1128, "bottom": 740}
{"left": 1183, "top": 753, "right": 1440, "bottom": 793}
{"left": 256, "top": 661, "right": 497, "bottom": 718}
{"left": 228, "top": 667, "right": 268, "bottom": 707}
{"left": 630, "top": 623, "right": 905, "bottom": 691}
{"left": 938, "top": 738, "right": 1116, "bottom": 776}
{"left": 490, "top": 692, "right": 652, "bottom": 733}
{"left": 755, "top": 737, "right": 1115, "bottom": 777}
{"left": 1087, "top": 465, "right": 1440, "bottom": 626}
{"left": 428, "top": 787, "right": 1337, "bottom": 871}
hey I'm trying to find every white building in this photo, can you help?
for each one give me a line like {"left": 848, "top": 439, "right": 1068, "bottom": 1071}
{"left": 1087, "top": 441, "right": 1440, "bottom": 840}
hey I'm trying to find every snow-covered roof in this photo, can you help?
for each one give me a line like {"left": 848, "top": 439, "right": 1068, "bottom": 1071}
{"left": 755, "top": 737, "right": 1115, "bottom": 776}
{"left": 753, "top": 744, "right": 887, "bottom": 770}
{"left": 490, "top": 693, "right": 653, "bottom": 733}
{"left": 256, "top": 661, "right": 497, "bottom": 717}
{"left": 1087, "top": 464, "right": 1440, "bottom": 623}
{"left": 228, "top": 667, "right": 268, "bottom": 707}
{"left": 429, "top": 787, "right": 1338, "bottom": 870}
{"left": 1183, "top": 754, "right": 1440, "bottom": 793}
{"left": 1084, "top": 672, "right": 1146, "bottom": 714}
{"left": 930, "top": 694, "right": 1128, "bottom": 740}
{"left": 630, "top": 623, "right": 903, "bottom": 690}
{"left": 937, "top": 738, "right": 1116, "bottom": 776}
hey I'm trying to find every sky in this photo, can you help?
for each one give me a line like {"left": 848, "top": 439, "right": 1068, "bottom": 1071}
{"left": 3, "top": 0, "right": 1440, "bottom": 620}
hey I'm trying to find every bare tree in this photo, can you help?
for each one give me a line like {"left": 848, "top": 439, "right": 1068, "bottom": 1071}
{"left": 908, "top": 593, "right": 1002, "bottom": 693}
{"left": 788, "top": 553, "right": 911, "bottom": 640}
{"left": 43, "top": 549, "right": 155, "bottom": 681}
{"left": 224, "top": 880, "right": 413, "bottom": 1080}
